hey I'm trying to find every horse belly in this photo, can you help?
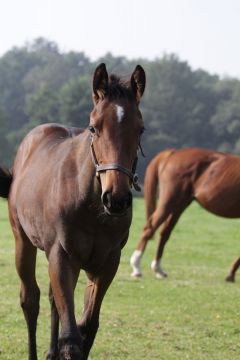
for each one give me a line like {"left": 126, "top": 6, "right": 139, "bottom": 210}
{"left": 195, "top": 183, "right": 240, "bottom": 218}
{"left": 9, "top": 181, "right": 55, "bottom": 251}
{"left": 15, "top": 206, "right": 53, "bottom": 250}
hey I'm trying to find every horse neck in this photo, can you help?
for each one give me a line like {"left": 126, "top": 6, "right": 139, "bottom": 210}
{"left": 73, "top": 131, "right": 101, "bottom": 199}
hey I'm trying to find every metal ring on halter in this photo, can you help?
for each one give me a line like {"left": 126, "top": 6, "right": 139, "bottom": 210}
{"left": 90, "top": 137, "right": 141, "bottom": 192}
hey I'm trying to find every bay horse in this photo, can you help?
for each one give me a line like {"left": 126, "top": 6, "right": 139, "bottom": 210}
{"left": 130, "top": 147, "right": 240, "bottom": 281}
{"left": 0, "top": 63, "right": 146, "bottom": 359}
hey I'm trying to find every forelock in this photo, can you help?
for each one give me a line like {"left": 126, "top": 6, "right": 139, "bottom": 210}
{"left": 107, "top": 74, "right": 134, "bottom": 101}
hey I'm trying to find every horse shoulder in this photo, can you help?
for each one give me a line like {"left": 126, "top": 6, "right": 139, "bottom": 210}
{"left": 14, "top": 124, "right": 84, "bottom": 173}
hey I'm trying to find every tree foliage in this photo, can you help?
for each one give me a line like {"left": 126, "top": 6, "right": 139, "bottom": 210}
{"left": 0, "top": 38, "right": 240, "bottom": 179}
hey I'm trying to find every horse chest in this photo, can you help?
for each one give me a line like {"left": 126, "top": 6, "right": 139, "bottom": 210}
{"left": 60, "top": 220, "right": 129, "bottom": 271}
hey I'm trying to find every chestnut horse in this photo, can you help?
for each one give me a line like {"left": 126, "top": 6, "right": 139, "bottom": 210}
{"left": 130, "top": 148, "right": 240, "bottom": 281}
{"left": 0, "top": 63, "right": 146, "bottom": 359}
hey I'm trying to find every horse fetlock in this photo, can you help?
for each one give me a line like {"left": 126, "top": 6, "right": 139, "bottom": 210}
{"left": 130, "top": 250, "right": 142, "bottom": 277}
{"left": 58, "top": 336, "right": 82, "bottom": 360}
{"left": 151, "top": 260, "right": 167, "bottom": 279}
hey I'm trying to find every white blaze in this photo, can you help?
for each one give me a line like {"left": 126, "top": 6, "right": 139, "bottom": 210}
{"left": 115, "top": 105, "right": 124, "bottom": 123}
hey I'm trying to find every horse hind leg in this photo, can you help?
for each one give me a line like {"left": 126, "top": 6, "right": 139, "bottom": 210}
{"left": 225, "top": 257, "right": 240, "bottom": 283}
{"left": 15, "top": 228, "right": 40, "bottom": 360}
{"left": 151, "top": 210, "right": 183, "bottom": 279}
{"left": 130, "top": 206, "right": 170, "bottom": 277}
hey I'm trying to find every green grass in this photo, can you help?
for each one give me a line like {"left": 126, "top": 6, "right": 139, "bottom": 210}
{"left": 0, "top": 198, "right": 240, "bottom": 360}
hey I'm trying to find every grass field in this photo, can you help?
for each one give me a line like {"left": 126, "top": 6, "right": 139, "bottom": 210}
{"left": 0, "top": 198, "right": 240, "bottom": 360}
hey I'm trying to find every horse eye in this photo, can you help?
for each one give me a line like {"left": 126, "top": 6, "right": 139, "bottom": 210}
{"left": 140, "top": 127, "right": 145, "bottom": 135}
{"left": 88, "top": 125, "right": 96, "bottom": 134}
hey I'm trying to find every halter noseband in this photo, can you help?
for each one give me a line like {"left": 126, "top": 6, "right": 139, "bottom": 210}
{"left": 90, "top": 137, "right": 141, "bottom": 192}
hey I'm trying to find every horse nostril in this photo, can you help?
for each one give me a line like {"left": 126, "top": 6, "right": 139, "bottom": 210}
{"left": 102, "top": 191, "right": 112, "bottom": 209}
{"left": 102, "top": 191, "right": 132, "bottom": 214}
{"left": 113, "top": 192, "right": 132, "bottom": 211}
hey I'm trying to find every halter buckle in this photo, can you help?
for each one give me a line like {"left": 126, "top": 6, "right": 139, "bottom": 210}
{"left": 133, "top": 173, "right": 139, "bottom": 184}
{"left": 132, "top": 174, "right": 141, "bottom": 192}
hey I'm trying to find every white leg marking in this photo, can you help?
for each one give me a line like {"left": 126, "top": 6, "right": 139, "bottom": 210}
{"left": 151, "top": 259, "right": 167, "bottom": 279}
{"left": 130, "top": 250, "right": 143, "bottom": 277}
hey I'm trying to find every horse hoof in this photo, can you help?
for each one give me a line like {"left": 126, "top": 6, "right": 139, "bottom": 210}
{"left": 155, "top": 271, "right": 167, "bottom": 279}
{"left": 46, "top": 351, "right": 59, "bottom": 360}
{"left": 131, "top": 270, "right": 142, "bottom": 278}
{"left": 225, "top": 275, "right": 235, "bottom": 283}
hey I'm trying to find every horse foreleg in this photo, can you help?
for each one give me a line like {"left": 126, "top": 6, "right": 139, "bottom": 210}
{"left": 151, "top": 211, "right": 182, "bottom": 279}
{"left": 77, "top": 248, "right": 121, "bottom": 360}
{"left": 48, "top": 245, "right": 81, "bottom": 360}
{"left": 15, "top": 231, "right": 40, "bottom": 360}
{"left": 130, "top": 207, "right": 170, "bottom": 277}
{"left": 225, "top": 257, "right": 240, "bottom": 282}
{"left": 46, "top": 285, "right": 59, "bottom": 360}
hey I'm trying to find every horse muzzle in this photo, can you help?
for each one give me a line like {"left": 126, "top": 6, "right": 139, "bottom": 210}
{"left": 101, "top": 190, "right": 133, "bottom": 216}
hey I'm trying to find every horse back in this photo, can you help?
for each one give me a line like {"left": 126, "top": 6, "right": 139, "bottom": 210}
{"left": 13, "top": 124, "right": 84, "bottom": 175}
{"left": 156, "top": 148, "right": 225, "bottom": 208}
{"left": 158, "top": 148, "right": 217, "bottom": 183}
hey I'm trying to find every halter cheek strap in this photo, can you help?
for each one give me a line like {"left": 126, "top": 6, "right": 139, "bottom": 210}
{"left": 90, "top": 138, "right": 141, "bottom": 192}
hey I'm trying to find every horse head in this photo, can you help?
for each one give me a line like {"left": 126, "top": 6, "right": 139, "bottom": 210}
{"left": 89, "top": 63, "right": 146, "bottom": 216}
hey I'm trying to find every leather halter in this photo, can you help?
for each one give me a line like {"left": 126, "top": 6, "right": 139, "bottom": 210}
{"left": 90, "top": 136, "right": 141, "bottom": 192}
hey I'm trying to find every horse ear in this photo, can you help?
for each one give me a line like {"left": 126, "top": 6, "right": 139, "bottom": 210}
{"left": 92, "top": 63, "right": 109, "bottom": 103}
{"left": 130, "top": 65, "right": 146, "bottom": 103}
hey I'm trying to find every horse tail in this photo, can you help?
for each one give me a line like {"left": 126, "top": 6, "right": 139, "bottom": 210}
{"left": 0, "top": 167, "right": 12, "bottom": 198}
{"left": 144, "top": 149, "right": 175, "bottom": 219}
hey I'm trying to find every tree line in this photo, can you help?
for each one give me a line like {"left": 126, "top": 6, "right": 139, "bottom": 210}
{"left": 0, "top": 38, "right": 240, "bottom": 181}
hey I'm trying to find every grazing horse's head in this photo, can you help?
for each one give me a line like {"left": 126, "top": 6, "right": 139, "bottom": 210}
{"left": 89, "top": 63, "right": 146, "bottom": 216}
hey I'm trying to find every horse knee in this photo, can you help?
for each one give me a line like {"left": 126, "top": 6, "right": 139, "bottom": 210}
{"left": 20, "top": 285, "right": 40, "bottom": 317}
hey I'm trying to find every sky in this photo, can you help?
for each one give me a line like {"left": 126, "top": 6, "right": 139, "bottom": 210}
{"left": 1, "top": 0, "right": 240, "bottom": 78}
